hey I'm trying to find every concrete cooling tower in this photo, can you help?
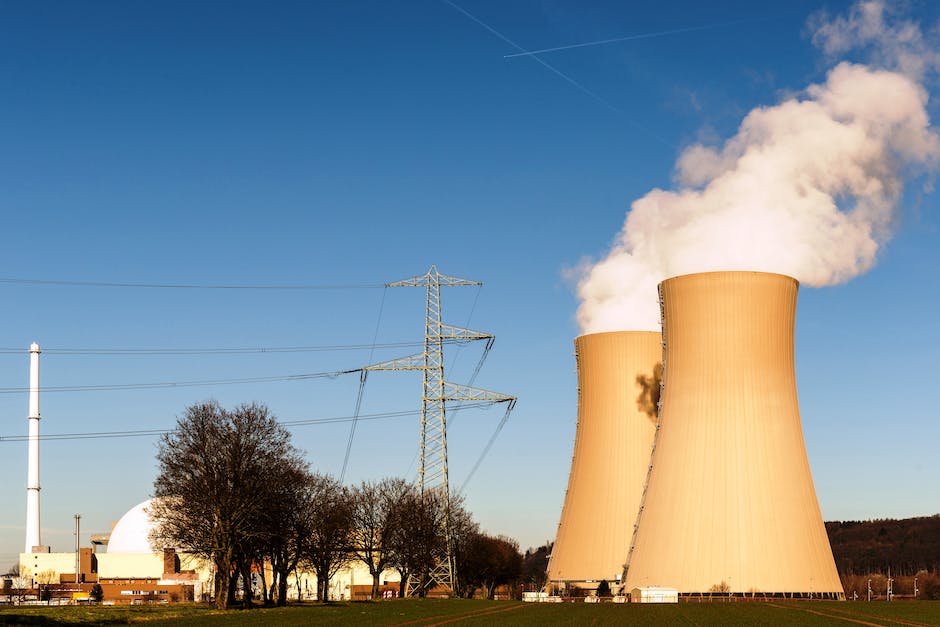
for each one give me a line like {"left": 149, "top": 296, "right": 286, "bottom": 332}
{"left": 623, "top": 271, "right": 843, "bottom": 598}
{"left": 547, "top": 331, "right": 661, "bottom": 589}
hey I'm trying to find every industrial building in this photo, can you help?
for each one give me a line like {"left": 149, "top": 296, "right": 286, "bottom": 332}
{"left": 13, "top": 343, "right": 397, "bottom": 604}
{"left": 550, "top": 271, "right": 843, "bottom": 599}
{"left": 21, "top": 500, "right": 210, "bottom": 603}
{"left": 546, "top": 331, "right": 661, "bottom": 589}
{"left": 18, "top": 499, "right": 401, "bottom": 603}
{"left": 623, "top": 271, "right": 842, "bottom": 597}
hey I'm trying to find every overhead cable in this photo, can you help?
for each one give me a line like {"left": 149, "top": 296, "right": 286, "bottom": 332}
{"left": 0, "top": 340, "right": 489, "bottom": 356}
{"left": 0, "top": 277, "right": 384, "bottom": 290}
{"left": 0, "top": 341, "right": 423, "bottom": 355}
{"left": 0, "top": 369, "right": 357, "bottom": 394}
{"left": 340, "top": 287, "right": 388, "bottom": 482}
{"left": 0, "top": 403, "right": 499, "bottom": 443}
{"left": 458, "top": 400, "right": 517, "bottom": 494}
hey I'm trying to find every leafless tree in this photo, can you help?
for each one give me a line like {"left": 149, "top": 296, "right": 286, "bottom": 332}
{"left": 5, "top": 563, "right": 31, "bottom": 603}
{"left": 299, "top": 473, "right": 354, "bottom": 602}
{"left": 447, "top": 495, "right": 479, "bottom": 597}
{"left": 521, "top": 541, "right": 552, "bottom": 590}
{"left": 260, "top": 461, "right": 316, "bottom": 606}
{"left": 349, "top": 477, "right": 409, "bottom": 599}
{"left": 458, "top": 532, "right": 522, "bottom": 599}
{"left": 386, "top": 486, "right": 449, "bottom": 597}
{"left": 150, "top": 401, "right": 303, "bottom": 610}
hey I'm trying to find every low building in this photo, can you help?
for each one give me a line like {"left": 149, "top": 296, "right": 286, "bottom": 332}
{"left": 21, "top": 500, "right": 212, "bottom": 602}
{"left": 20, "top": 498, "right": 402, "bottom": 603}
{"left": 630, "top": 586, "right": 679, "bottom": 603}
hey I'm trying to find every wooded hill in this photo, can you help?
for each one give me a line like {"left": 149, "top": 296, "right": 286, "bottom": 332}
{"left": 827, "top": 515, "right": 940, "bottom": 576}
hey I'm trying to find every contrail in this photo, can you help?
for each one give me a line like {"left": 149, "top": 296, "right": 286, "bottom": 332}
{"left": 440, "top": 0, "right": 673, "bottom": 148}
{"left": 504, "top": 19, "right": 769, "bottom": 59}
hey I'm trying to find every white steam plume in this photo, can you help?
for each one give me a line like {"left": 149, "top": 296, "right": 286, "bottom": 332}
{"left": 576, "top": 1, "right": 940, "bottom": 333}
{"left": 810, "top": 0, "right": 940, "bottom": 80}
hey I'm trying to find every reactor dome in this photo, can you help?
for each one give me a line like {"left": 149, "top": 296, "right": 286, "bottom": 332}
{"left": 107, "top": 498, "right": 159, "bottom": 554}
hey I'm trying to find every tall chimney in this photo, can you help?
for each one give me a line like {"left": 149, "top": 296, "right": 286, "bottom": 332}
{"left": 547, "top": 331, "right": 661, "bottom": 589}
{"left": 25, "top": 342, "right": 41, "bottom": 554}
{"left": 623, "top": 271, "right": 843, "bottom": 597}
{"left": 74, "top": 514, "right": 81, "bottom": 583}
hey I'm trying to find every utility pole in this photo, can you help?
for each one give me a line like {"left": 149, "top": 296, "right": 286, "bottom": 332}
{"left": 365, "top": 266, "right": 516, "bottom": 595}
{"left": 74, "top": 514, "right": 81, "bottom": 585}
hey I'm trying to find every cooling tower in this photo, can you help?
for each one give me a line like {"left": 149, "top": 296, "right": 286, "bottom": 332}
{"left": 623, "top": 271, "right": 843, "bottom": 598}
{"left": 547, "top": 331, "right": 661, "bottom": 589}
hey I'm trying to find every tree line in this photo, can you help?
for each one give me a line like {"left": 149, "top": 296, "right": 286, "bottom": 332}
{"left": 826, "top": 515, "right": 940, "bottom": 600}
{"left": 148, "top": 401, "right": 522, "bottom": 610}
{"left": 826, "top": 516, "right": 940, "bottom": 576}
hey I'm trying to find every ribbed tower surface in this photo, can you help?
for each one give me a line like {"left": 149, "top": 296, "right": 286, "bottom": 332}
{"left": 623, "top": 271, "right": 843, "bottom": 597}
{"left": 548, "top": 331, "right": 661, "bottom": 587}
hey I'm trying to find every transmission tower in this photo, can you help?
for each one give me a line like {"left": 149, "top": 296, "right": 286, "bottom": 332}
{"left": 362, "top": 265, "right": 515, "bottom": 594}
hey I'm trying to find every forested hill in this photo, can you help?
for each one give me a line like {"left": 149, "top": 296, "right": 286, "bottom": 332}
{"left": 827, "top": 515, "right": 940, "bottom": 575}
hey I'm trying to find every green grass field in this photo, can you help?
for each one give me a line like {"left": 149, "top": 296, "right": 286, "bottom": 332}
{"left": 2, "top": 599, "right": 940, "bottom": 626}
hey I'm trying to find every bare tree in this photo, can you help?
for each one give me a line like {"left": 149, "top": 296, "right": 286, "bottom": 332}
{"left": 300, "top": 473, "right": 354, "bottom": 602}
{"left": 521, "top": 541, "right": 552, "bottom": 590}
{"left": 459, "top": 532, "right": 522, "bottom": 599}
{"left": 150, "top": 401, "right": 302, "bottom": 610}
{"left": 349, "top": 477, "right": 408, "bottom": 599}
{"left": 5, "top": 563, "right": 31, "bottom": 603}
{"left": 387, "top": 486, "right": 448, "bottom": 597}
{"left": 448, "top": 494, "right": 478, "bottom": 596}
{"left": 261, "top": 461, "right": 316, "bottom": 606}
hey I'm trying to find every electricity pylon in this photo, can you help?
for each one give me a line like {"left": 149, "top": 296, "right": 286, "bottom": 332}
{"left": 363, "top": 265, "right": 515, "bottom": 595}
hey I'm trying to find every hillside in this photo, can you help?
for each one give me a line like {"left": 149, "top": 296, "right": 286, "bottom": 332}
{"left": 826, "top": 515, "right": 940, "bottom": 576}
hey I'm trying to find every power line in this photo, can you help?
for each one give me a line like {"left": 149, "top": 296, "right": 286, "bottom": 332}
{"left": 2, "top": 428, "right": 169, "bottom": 442}
{"left": 446, "top": 284, "right": 482, "bottom": 373}
{"left": 340, "top": 287, "right": 388, "bottom": 482}
{"left": 0, "top": 339, "right": 493, "bottom": 356}
{"left": 0, "top": 369, "right": 356, "bottom": 394}
{"left": 458, "top": 400, "right": 516, "bottom": 494}
{"left": 0, "top": 403, "right": 499, "bottom": 443}
{"left": 0, "top": 341, "right": 424, "bottom": 355}
{"left": 0, "top": 277, "right": 384, "bottom": 290}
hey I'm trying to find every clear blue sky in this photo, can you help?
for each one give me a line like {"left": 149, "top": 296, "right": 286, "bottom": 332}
{"left": 1, "top": 0, "right": 938, "bottom": 568}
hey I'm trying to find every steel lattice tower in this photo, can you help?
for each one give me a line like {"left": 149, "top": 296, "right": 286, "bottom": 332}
{"left": 363, "top": 265, "right": 515, "bottom": 594}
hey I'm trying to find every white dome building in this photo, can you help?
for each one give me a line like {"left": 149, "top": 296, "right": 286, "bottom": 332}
{"left": 92, "top": 498, "right": 210, "bottom": 602}
{"left": 20, "top": 498, "right": 209, "bottom": 603}
{"left": 95, "top": 498, "right": 192, "bottom": 581}
{"left": 107, "top": 499, "right": 158, "bottom": 554}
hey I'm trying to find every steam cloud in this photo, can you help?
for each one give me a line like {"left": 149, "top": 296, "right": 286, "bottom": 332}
{"left": 575, "top": 1, "right": 940, "bottom": 333}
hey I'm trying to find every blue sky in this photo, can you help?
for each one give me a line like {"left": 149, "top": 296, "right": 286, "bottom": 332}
{"left": 1, "top": 0, "right": 938, "bottom": 568}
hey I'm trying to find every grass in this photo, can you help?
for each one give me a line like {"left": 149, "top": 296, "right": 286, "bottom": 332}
{"left": 2, "top": 599, "right": 940, "bottom": 626}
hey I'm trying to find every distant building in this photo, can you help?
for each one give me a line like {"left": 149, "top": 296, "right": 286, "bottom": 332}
{"left": 21, "top": 500, "right": 209, "bottom": 603}
{"left": 630, "top": 586, "right": 678, "bottom": 603}
{"left": 19, "top": 498, "right": 400, "bottom": 603}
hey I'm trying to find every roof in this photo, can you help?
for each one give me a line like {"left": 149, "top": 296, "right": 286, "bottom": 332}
{"left": 107, "top": 499, "right": 157, "bottom": 554}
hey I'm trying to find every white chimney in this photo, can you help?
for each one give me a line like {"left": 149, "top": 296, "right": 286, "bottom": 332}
{"left": 25, "top": 342, "right": 41, "bottom": 554}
